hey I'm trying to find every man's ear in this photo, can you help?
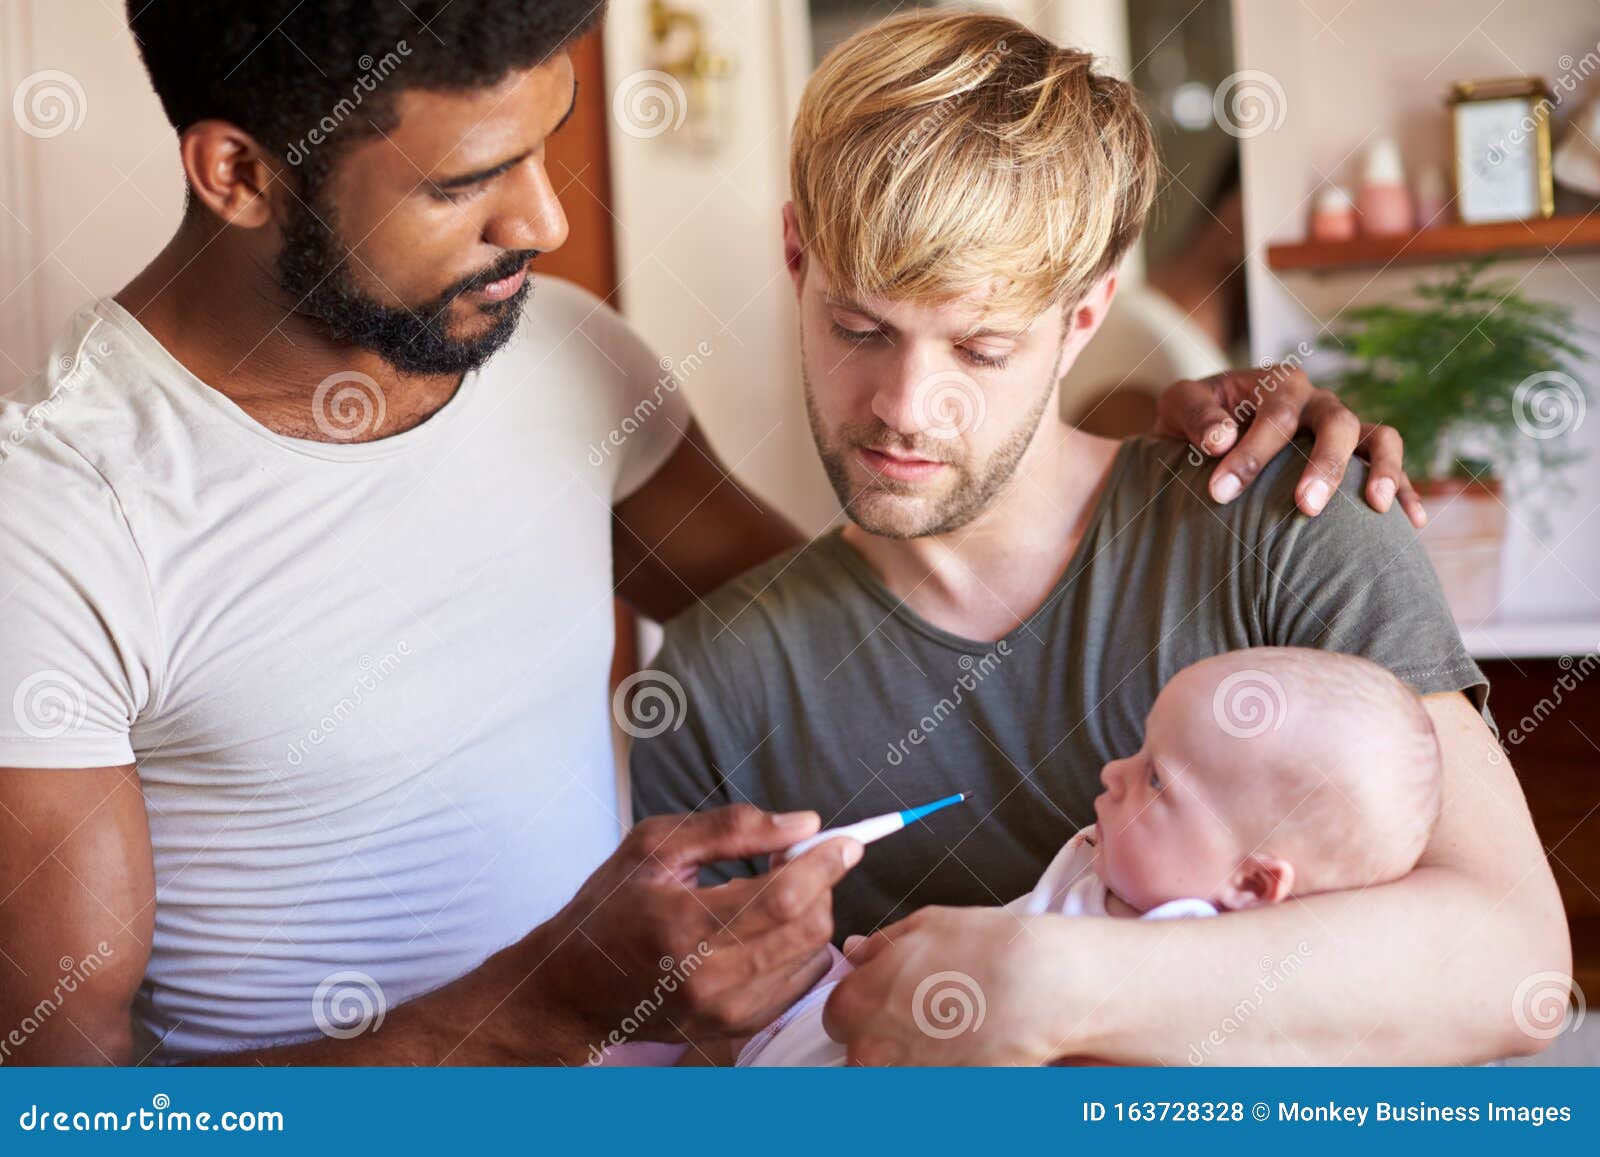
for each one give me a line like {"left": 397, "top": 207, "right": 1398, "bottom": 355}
{"left": 179, "top": 121, "right": 280, "bottom": 229}
{"left": 1066, "top": 270, "right": 1118, "bottom": 341}
{"left": 1216, "top": 853, "right": 1294, "bottom": 910}
{"left": 781, "top": 201, "right": 806, "bottom": 297}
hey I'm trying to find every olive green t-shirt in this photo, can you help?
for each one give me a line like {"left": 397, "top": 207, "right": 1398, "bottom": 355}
{"left": 630, "top": 437, "right": 1487, "bottom": 939}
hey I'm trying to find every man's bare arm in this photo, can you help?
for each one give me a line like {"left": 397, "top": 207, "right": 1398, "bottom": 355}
{"left": 613, "top": 421, "right": 803, "bottom": 623}
{"left": 0, "top": 767, "right": 154, "bottom": 1064}
{"left": 0, "top": 766, "right": 595, "bottom": 1065}
{"left": 1, "top": 769, "right": 853, "bottom": 1065}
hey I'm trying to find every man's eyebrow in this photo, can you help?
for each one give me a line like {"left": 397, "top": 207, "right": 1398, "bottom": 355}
{"left": 823, "top": 295, "right": 884, "bottom": 322}
{"left": 957, "top": 320, "right": 1027, "bottom": 341}
{"left": 430, "top": 79, "right": 580, "bottom": 190}
{"left": 824, "top": 294, "right": 1027, "bottom": 342}
{"left": 825, "top": 297, "right": 908, "bottom": 340}
{"left": 953, "top": 316, "right": 1030, "bottom": 339}
{"left": 825, "top": 294, "right": 1027, "bottom": 341}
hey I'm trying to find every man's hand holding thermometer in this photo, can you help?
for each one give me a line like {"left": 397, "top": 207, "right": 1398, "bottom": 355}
{"left": 530, "top": 804, "right": 872, "bottom": 1051}
{"left": 773, "top": 793, "right": 970, "bottom": 867}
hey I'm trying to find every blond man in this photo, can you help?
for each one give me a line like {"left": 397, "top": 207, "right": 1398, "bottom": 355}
{"left": 633, "top": 11, "right": 1567, "bottom": 1065}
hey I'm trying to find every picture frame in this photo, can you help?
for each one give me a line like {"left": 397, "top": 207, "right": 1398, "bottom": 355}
{"left": 1448, "top": 76, "right": 1556, "bottom": 224}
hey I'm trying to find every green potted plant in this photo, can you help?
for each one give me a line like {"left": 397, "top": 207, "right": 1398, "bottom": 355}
{"left": 1320, "top": 259, "right": 1591, "bottom": 623}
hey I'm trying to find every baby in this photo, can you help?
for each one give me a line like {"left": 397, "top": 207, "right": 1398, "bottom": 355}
{"left": 727, "top": 646, "right": 1443, "bottom": 1066}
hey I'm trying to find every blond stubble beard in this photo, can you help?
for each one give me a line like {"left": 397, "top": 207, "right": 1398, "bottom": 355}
{"left": 800, "top": 334, "right": 1064, "bottom": 540}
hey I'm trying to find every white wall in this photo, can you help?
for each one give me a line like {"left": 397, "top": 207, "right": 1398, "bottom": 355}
{"left": 604, "top": 0, "right": 836, "bottom": 534}
{"left": 0, "top": 0, "right": 183, "bottom": 388}
{"left": 1236, "top": 0, "right": 1600, "bottom": 637}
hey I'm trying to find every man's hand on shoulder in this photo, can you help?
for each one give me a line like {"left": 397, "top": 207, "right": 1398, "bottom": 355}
{"left": 1152, "top": 364, "right": 1426, "bottom": 528}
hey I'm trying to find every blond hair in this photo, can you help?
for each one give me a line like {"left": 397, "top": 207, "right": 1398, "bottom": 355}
{"left": 789, "top": 10, "right": 1158, "bottom": 321}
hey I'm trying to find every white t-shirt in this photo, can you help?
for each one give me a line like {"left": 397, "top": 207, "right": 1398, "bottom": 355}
{"left": 0, "top": 278, "right": 687, "bottom": 1060}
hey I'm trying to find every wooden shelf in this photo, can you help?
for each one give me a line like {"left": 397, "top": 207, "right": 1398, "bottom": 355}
{"left": 1266, "top": 214, "right": 1600, "bottom": 273}
{"left": 1460, "top": 616, "right": 1600, "bottom": 660}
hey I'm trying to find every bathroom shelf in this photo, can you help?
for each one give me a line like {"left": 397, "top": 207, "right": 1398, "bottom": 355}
{"left": 1265, "top": 214, "right": 1600, "bottom": 273}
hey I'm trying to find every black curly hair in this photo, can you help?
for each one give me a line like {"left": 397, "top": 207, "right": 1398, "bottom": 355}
{"left": 127, "top": 0, "right": 605, "bottom": 165}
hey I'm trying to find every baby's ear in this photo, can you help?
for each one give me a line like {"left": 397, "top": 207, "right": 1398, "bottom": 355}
{"left": 1217, "top": 853, "right": 1294, "bottom": 910}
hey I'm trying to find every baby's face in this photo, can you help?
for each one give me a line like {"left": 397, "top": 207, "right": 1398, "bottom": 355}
{"left": 1092, "top": 667, "right": 1281, "bottom": 911}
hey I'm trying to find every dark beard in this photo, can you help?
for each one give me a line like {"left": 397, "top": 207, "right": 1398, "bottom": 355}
{"left": 275, "top": 194, "right": 537, "bottom": 376}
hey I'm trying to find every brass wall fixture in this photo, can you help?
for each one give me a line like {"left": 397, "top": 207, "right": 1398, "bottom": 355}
{"left": 645, "top": 0, "right": 734, "bottom": 148}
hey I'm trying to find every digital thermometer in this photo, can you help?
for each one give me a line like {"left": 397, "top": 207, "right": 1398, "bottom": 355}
{"left": 778, "top": 792, "right": 970, "bottom": 862}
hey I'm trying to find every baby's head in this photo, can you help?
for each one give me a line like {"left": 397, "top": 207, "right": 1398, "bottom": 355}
{"left": 1093, "top": 648, "right": 1441, "bottom": 912}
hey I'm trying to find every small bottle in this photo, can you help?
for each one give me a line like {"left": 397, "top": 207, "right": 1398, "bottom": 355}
{"left": 1357, "top": 138, "right": 1414, "bottom": 236}
{"left": 1414, "top": 165, "right": 1448, "bottom": 229}
{"left": 1309, "top": 184, "right": 1358, "bottom": 241}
